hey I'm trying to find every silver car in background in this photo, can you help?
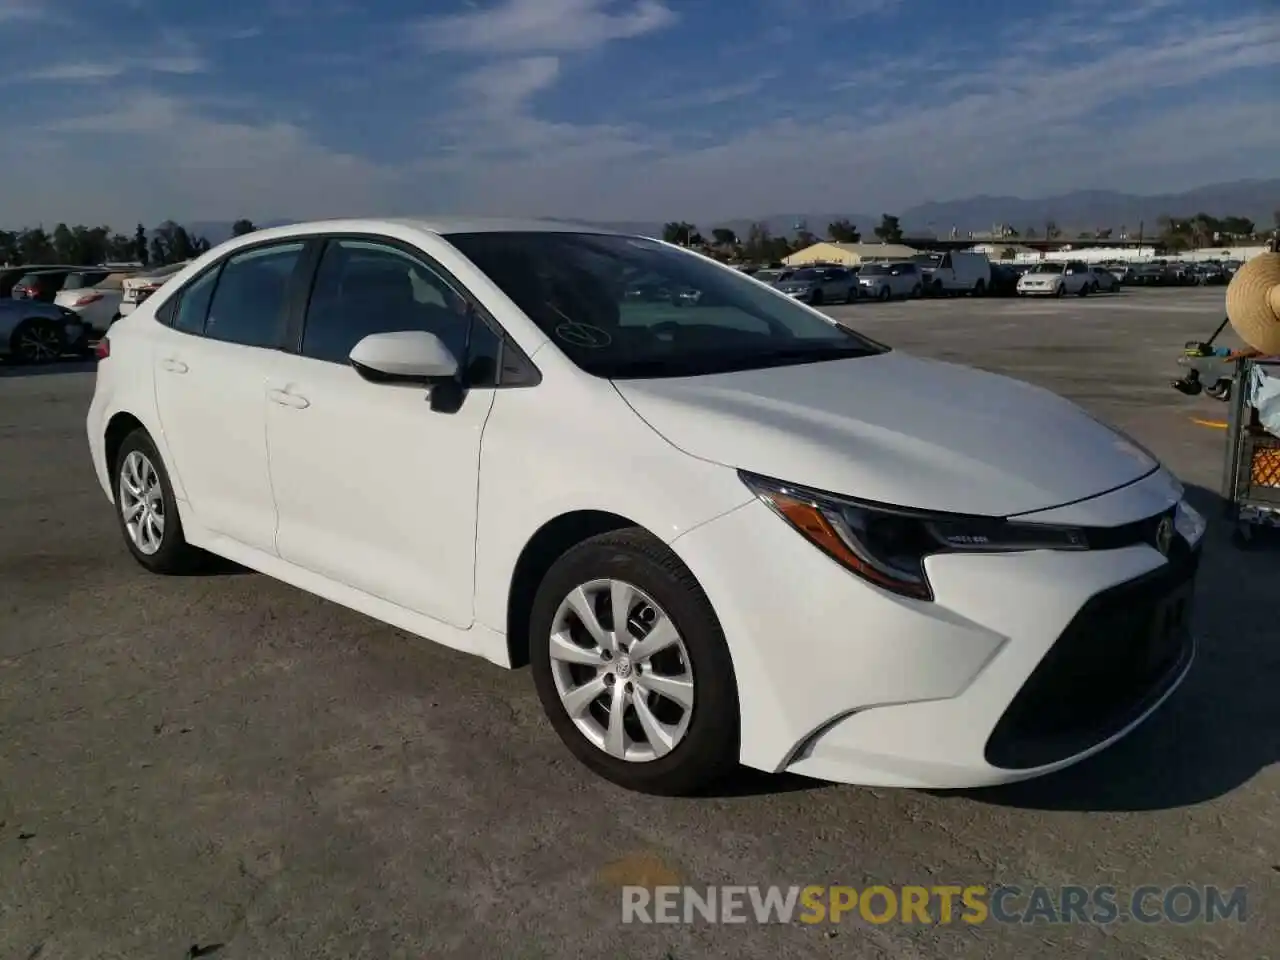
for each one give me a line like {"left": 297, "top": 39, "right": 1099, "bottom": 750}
{"left": 857, "top": 261, "right": 924, "bottom": 301}
{"left": 773, "top": 265, "right": 858, "bottom": 304}
{"left": 0, "top": 298, "right": 89, "bottom": 364}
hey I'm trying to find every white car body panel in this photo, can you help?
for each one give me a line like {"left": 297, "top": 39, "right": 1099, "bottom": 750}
{"left": 86, "top": 216, "right": 1202, "bottom": 790}
{"left": 613, "top": 351, "right": 1157, "bottom": 516}
{"left": 55, "top": 285, "right": 123, "bottom": 334}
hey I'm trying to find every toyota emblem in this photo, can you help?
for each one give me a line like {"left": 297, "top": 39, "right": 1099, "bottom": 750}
{"left": 1155, "top": 516, "right": 1175, "bottom": 556}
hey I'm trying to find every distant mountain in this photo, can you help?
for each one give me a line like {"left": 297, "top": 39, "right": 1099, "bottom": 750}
{"left": 898, "top": 179, "right": 1280, "bottom": 236}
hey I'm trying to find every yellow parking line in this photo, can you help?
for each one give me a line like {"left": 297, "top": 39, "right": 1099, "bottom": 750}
{"left": 1190, "top": 418, "right": 1228, "bottom": 429}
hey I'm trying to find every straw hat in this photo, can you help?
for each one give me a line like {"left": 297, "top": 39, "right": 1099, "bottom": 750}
{"left": 1225, "top": 252, "right": 1280, "bottom": 355}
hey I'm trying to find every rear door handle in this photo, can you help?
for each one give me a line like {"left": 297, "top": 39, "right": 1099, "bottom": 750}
{"left": 267, "top": 388, "right": 310, "bottom": 410}
{"left": 160, "top": 358, "right": 188, "bottom": 374}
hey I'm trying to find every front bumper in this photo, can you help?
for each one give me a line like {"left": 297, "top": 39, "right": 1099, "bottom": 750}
{"left": 670, "top": 469, "right": 1200, "bottom": 788}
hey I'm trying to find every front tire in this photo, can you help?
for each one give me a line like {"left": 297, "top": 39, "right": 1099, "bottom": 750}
{"left": 878, "top": 286, "right": 891, "bottom": 302}
{"left": 528, "top": 528, "right": 739, "bottom": 795}
{"left": 10, "top": 318, "right": 63, "bottom": 364}
{"left": 113, "top": 429, "right": 202, "bottom": 574}
{"left": 972, "top": 279, "right": 986, "bottom": 297}
{"left": 911, "top": 284, "right": 923, "bottom": 298}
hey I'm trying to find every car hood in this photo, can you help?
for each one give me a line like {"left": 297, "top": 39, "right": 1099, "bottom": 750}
{"left": 613, "top": 351, "right": 1157, "bottom": 516}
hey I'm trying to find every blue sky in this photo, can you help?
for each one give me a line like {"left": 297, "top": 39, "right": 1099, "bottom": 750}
{"left": 1, "top": 0, "right": 1277, "bottom": 229}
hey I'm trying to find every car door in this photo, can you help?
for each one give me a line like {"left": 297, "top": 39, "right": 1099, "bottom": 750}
{"left": 264, "top": 236, "right": 502, "bottom": 628}
{"left": 151, "top": 240, "right": 307, "bottom": 553}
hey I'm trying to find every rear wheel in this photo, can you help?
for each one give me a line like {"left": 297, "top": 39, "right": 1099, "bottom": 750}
{"left": 810, "top": 290, "right": 824, "bottom": 306}
{"left": 10, "top": 318, "right": 63, "bottom": 364}
{"left": 528, "top": 529, "right": 739, "bottom": 795}
{"left": 972, "top": 279, "right": 986, "bottom": 297}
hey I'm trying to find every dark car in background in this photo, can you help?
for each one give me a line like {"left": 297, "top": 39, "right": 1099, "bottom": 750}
{"left": 10, "top": 267, "right": 77, "bottom": 302}
{"left": 1, "top": 264, "right": 76, "bottom": 299}
{"left": 987, "top": 262, "right": 1022, "bottom": 296}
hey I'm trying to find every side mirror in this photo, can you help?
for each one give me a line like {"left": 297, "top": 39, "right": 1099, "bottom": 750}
{"left": 349, "top": 330, "right": 459, "bottom": 385}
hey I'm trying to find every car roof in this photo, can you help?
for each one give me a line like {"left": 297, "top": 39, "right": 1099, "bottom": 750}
{"left": 234, "top": 216, "right": 633, "bottom": 243}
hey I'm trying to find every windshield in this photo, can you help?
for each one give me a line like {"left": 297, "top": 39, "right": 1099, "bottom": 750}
{"left": 444, "top": 231, "right": 887, "bottom": 379}
{"left": 912, "top": 254, "right": 942, "bottom": 265}
{"left": 859, "top": 264, "right": 891, "bottom": 275}
{"left": 789, "top": 269, "right": 822, "bottom": 281}
{"left": 754, "top": 269, "right": 785, "bottom": 283}
{"left": 1028, "top": 263, "right": 1063, "bottom": 274}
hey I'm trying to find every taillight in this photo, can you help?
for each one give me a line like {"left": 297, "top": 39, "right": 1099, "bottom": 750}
{"left": 94, "top": 338, "right": 111, "bottom": 360}
{"left": 74, "top": 293, "right": 104, "bottom": 306}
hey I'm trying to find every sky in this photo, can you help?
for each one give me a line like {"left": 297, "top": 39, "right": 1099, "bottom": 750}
{"left": 1, "top": 0, "right": 1277, "bottom": 229}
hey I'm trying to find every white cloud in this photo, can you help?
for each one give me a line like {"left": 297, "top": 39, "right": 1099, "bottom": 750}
{"left": 19, "top": 30, "right": 208, "bottom": 82}
{"left": 417, "top": 0, "right": 677, "bottom": 53}
{"left": 11, "top": 92, "right": 402, "bottom": 226}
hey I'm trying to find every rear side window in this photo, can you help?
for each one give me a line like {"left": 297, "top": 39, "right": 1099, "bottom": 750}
{"left": 204, "top": 242, "right": 305, "bottom": 348}
{"left": 173, "top": 267, "right": 221, "bottom": 335}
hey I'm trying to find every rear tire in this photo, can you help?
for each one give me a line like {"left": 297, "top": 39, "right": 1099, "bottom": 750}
{"left": 972, "top": 279, "right": 986, "bottom": 297}
{"left": 9, "top": 318, "right": 63, "bottom": 365}
{"left": 112, "top": 429, "right": 203, "bottom": 574}
{"left": 810, "top": 290, "right": 824, "bottom": 306}
{"left": 528, "top": 528, "right": 739, "bottom": 796}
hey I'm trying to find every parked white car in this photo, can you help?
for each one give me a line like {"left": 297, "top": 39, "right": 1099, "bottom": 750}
{"left": 917, "top": 251, "right": 992, "bottom": 296}
{"left": 856, "top": 261, "right": 924, "bottom": 301}
{"left": 1016, "top": 260, "right": 1096, "bottom": 297}
{"left": 55, "top": 269, "right": 137, "bottom": 335}
{"left": 118, "top": 261, "right": 190, "bottom": 317}
{"left": 87, "top": 218, "right": 1204, "bottom": 794}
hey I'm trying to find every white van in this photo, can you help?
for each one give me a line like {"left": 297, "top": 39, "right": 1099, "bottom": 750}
{"left": 917, "top": 251, "right": 992, "bottom": 296}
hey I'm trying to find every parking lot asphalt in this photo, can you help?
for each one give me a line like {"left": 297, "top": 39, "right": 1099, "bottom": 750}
{"left": 2, "top": 287, "right": 1276, "bottom": 960}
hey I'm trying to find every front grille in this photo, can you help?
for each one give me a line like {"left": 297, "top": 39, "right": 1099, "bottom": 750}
{"left": 984, "top": 549, "right": 1198, "bottom": 770}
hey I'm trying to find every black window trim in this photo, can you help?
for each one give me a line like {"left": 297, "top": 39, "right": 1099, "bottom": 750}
{"left": 154, "top": 236, "right": 312, "bottom": 350}
{"left": 286, "top": 231, "right": 541, "bottom": 389}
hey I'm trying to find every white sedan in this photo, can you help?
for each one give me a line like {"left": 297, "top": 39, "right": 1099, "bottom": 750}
{"left": 87, "top": 218, "right": 1204, "bottom": 794}
{"left": 1016, "top": 260, "right": 1096, "bottom": 297}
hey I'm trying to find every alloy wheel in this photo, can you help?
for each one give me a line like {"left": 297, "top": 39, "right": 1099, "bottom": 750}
{"left": 118, "top": 450, "right": 165, "bottom": 555}
{"left": 548, "top": 578, "right": 695, "bottom": 762}
{"left": 16, "top": 322, "right": 60, "bottom": 363}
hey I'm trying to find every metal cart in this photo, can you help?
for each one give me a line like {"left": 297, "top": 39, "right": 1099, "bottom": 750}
{"left": 1221, "top": 356, "right": 1280, "bottom": 546}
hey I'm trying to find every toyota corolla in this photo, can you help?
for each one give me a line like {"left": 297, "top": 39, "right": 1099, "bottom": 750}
{"left": 87, "top": 218, "right": 1204, "bottom": 795}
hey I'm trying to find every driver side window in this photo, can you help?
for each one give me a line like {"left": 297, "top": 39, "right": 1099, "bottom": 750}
{"left": 299, "top": 238, "right": 504, "bottom": 386}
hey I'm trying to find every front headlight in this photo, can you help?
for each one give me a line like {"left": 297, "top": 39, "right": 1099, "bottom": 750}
{"left": 739, "top": 472, "right": 1087, "bottom": 601}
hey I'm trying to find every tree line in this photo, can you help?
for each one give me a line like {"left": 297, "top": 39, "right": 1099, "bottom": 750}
{"left": 663, "top": 214, "right": 905, "bottom": 262}
{"left": 0, "top": 218, "right": 259, "bottom": 269}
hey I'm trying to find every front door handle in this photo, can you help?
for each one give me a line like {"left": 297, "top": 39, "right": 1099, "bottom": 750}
{"left": 160, "top": 358, "right": 188, "bottom": 374}
{"left": 267, "top": 388, "right": 310, "bottom": 410}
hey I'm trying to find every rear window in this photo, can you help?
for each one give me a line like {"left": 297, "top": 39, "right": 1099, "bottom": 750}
{"left": 62, "top": 270, "right": 110, "bottom": 291}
